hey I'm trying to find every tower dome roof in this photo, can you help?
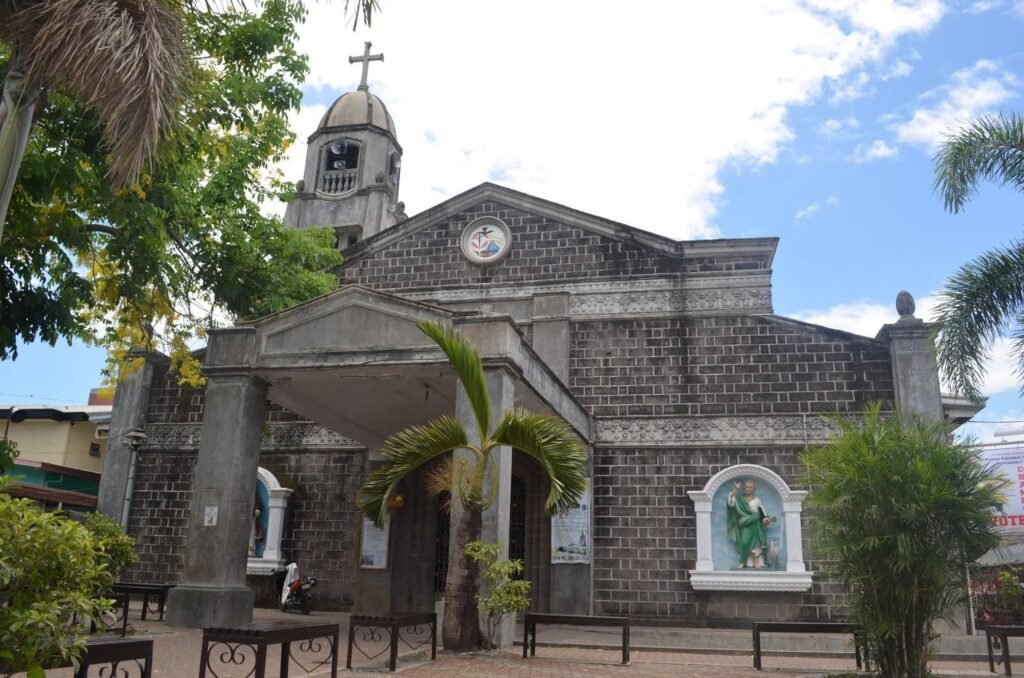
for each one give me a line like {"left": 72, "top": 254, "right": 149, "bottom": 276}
{"left": 317, "top": 90, "right": 396, "bottom": 135}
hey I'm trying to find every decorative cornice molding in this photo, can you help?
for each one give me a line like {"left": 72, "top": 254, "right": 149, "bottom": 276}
{"left": 593, "top": 415, "right": 843, "bottom": 447}
{"left": 569, "top": 287, "right": 771, "bottom": 318}
{"left": 688, "top": 570, "right": 814, "bottom": 592}
{"left": 140, "top": 422, "right": 364, "bottom": 451}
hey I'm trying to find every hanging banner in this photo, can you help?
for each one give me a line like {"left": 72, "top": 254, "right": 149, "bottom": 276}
{"left": 360, "top": 516, "right": 390, "bottom": 569}
{"left": 551, "top": 483, "right": 591, "bottom": 564}
{"left": 981, "top": 445, "right": 1024, "bottom": 533}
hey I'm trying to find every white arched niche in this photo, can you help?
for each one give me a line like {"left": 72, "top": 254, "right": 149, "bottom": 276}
{"left": 247, "top": 467, "right": 293, "bottom": 576}
{"left": 687, "top": 464, "right": 813, "bottom": 591}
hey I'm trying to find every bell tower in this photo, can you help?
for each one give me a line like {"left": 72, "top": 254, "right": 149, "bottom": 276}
{"left": 283, "top": 42, "right": 404, "bottom": 245}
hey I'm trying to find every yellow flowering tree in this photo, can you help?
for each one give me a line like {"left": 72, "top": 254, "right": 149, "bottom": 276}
{"left": 0, "top": 0, "right": 363, "bottom": 385}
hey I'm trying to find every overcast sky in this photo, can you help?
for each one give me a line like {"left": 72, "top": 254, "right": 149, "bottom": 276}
{"left": 4, "top": 0, "right": 1024, "bottom": 442}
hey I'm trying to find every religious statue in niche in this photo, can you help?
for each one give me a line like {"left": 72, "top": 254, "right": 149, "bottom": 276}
{"left": 688, "top": 464, "right": 812, "bottom": 590}
{"left": 249, "top": 492, "right": 266, "bottom": 557}
{"left": 726, "top": 479, "right": 779, "bottom": 569}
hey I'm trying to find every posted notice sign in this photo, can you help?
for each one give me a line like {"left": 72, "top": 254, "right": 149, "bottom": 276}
{"left": 982, "top": 445, "right": 1024, "bottom": 532}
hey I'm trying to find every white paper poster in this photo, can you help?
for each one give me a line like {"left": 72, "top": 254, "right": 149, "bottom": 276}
{"left": 551, "top": 483, "right": 591, "bottom": 564}
{"left": 981, "top": 445, "right": 1024, "bottom": 533}
{"left": 360, "top": 516, "right": 390, "bottom": 569}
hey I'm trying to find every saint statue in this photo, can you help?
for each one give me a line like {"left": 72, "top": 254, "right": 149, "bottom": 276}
{"left": 726, "top": 480, "right": 777, "bottom": 569}
{"left": 249, "top": 495, "right": 265, "bottom": 557}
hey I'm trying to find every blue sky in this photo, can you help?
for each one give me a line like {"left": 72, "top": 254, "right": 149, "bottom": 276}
{"left": 4, "top": 0, "right": 1024, "bottom": 441}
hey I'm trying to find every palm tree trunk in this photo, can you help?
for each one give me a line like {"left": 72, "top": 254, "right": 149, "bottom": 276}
{"left": 442, "top": 505, "right": 481, "bottom": 650}
{"left": 0, "top": 45, "right": 43, "bottom": 240}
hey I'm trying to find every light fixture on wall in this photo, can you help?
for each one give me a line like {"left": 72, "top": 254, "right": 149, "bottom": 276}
{"left": 120, "top": 428, "right": 148, "bottom": 527}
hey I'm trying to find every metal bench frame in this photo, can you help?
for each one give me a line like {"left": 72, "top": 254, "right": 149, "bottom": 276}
{"left": 987, "top": 624, "right": 1024, "bottom": 676}
{"left": 523, "top": 613, "right": 630, "bottom": 665}
{"left": 346, "top": 612, "right": 437, "bottom": 672}
{"left": 752, "top": 621, "right": 867, "bottom": 671}
{"left": 199, "top": 620, "right": 339, "bottom": 678}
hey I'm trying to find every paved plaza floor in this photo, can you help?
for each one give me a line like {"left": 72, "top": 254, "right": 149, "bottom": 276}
{"left": 36, "top": 605, "right": 1015, "bottom": 676}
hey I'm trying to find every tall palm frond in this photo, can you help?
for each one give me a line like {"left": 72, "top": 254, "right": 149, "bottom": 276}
{"left": 934, "top": 113, "right": 1024, "bottom": 214}
{"left": 359, "top": 414, "right": 467, "bottom": 526}
{"left": 2, "top": 0, "right": 187, "bottom": 189}
{"left": 934, "top": 239, "right": 1024, "bottom": 400}
{"left": 417, "top": 320, "right": 491, "bottom": 440}
{"left": 492, "top": 408, "right": 587, "bottom": 514}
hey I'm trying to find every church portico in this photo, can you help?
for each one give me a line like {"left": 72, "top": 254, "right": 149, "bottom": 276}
{"left": 162, "top": 285, "right": 587, "bottom": 627}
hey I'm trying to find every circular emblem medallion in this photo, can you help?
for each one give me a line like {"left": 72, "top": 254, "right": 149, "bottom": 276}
{"left": 460, "top": 218, "right": 512, "bottom": 265}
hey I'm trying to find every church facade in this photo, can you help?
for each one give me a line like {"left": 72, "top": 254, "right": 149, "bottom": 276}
{"left": 96, "top": 46, "right": 977, "bottom": 630}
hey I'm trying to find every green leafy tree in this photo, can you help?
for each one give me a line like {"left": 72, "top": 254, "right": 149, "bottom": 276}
{"left": 358, "top": 321, "right": 587, "bottom": 650}
{"left": 0, "top": 485, "right": 116, "bottom": 675}
{"left": 1, "top": 0, "right": 377, "bottom": 384}
{"left": 0, "top": 0, "right": 378, "bottom": 236}
{"left": 803, "top": 404, "right": 1006, "bottom": 678}
{"left": 465, "top": 540, "right": 531, "bottom": 651}
{"left": 933, "top": 113, "right": 1024, "bottom": 399}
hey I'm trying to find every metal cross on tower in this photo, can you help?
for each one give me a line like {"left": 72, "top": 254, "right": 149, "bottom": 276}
{"left": 349, "top": 41, "right": 384, "bottom": 91}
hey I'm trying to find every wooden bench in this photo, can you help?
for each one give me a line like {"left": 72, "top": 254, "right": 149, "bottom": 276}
{"left": 752, "top": 621, "right": 867, "bottom": 671}
{"left": 346, "top": 612, "right": 437, "bottom": 672}
{"left": 199, "top": 620, "right": 340, "bottom": 678}
{"left": 987, "top": 624, "right": 1024, "bottom": 675}
{"left": 65, "top": 636, "right": 153, "bottom": 677}
{"left": 112, "top": 582, "right": 175, "bottom": 621}
{"left": 523, "top": 613, "right": 630, "bottom": 665}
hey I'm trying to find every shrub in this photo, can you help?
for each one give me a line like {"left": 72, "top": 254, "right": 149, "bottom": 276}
{"left": 0, "top": 486, "right": 113, "bottom": 675}
{"left": 84, "top": 513, "right": 139, "bottom": 584}
{"left": 465, "top": 541, "right": 531, "bottom": 650}
{"left": 803, "top": 404, "right": 1006, "bottom": 678}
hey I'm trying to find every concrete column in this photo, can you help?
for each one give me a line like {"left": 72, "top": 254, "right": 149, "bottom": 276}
{"left": 166, "top": 373, "right": 267, "bottom": 627}
{"left": 96, "top": 355, "right": 154, "bottom": 522}
{"left": 451, "top": 367, "right": 515, "bottom": 646}
{"left": 531, "top": 293, "right": 570, "bottom": 383}
{"left": 876, "top": 291, "right": 944, "bottom": 423}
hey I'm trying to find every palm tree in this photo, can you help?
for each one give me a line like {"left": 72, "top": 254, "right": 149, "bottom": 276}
{"left": 358, "top": 320, "right": 588, "bottom": 650}
{"left": 0, "top": 0, "right": 188, "bottom": 237}
{"left": 933, "top": 113, "right": 1024, "bottom": 399}
{"left": 803, "top": 404, "right": 1005, "bottom": 678}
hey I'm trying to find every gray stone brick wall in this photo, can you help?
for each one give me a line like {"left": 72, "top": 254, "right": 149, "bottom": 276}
{"left": 145, "top": 363, "right": 307, "bottom": 425}
{"left": 592, "top": 446, "right": 846, "bottom": 622}
{"left": 342, "top": 201, "right": 767, "bottom": 292}
{"left": 121, "top": 446, "right": 367, "bottom": 612}
{"left": 571, "top": 316, "right": 894, "bottom": 417}
{"left": 121, "top": 450, "right": 196, "bottom": 584}
{"left": 256, "top": 449, "right": 367, "bottom": 610}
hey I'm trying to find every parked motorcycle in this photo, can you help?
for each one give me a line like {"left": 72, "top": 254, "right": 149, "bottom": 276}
{"left": 279, "top": 563, "right": 317, "bottom": 614}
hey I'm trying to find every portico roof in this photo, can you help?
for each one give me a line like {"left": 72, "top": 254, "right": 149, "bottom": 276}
{"left": 205, "top": 285, "right": 589, "bottom": 449}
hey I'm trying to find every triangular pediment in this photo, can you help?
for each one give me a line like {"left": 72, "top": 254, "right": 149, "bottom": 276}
{"left": 342, "top": 182, "right": 778, "bottom": 270}
{"left": 252, "top": 285, "right": 454, "bottom": 355}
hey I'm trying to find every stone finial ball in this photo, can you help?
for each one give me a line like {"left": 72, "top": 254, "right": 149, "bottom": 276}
{"left": 896, "top": 290, "right": 915, "bottom": 317}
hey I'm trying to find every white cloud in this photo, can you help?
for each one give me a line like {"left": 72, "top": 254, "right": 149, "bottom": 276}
{"left": 966, "top": 0, "right": 1004, "bottom": 13}
{"left": 270, "top": 0, "right": 947, "bottom": 239}
{"left": 850, "top": 139, "right": 899, "bottom": 162}
{"left": 789, "top": 294, "right": 1019, "bottom": 397}
{"left": 893, "top": 59, "right": 1020, "bottom": 151}
{"left": 817, "top": 116, "right": 861, "bottom": 138}
{"left": 830, "top": 71, "right": 873, "bottom": 104}
{"left": 882, "top": 60, "right": 914, "bottom": 80}
{"left": 794, "top": 195, "right": 840, "bottom": 220}
{"left": 795, "top": 203, "right": 820, "bottom": 220}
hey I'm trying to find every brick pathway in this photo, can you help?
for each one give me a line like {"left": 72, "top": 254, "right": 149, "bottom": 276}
{"left": 34, "top": 605, "right": 999, "bottom": 677}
